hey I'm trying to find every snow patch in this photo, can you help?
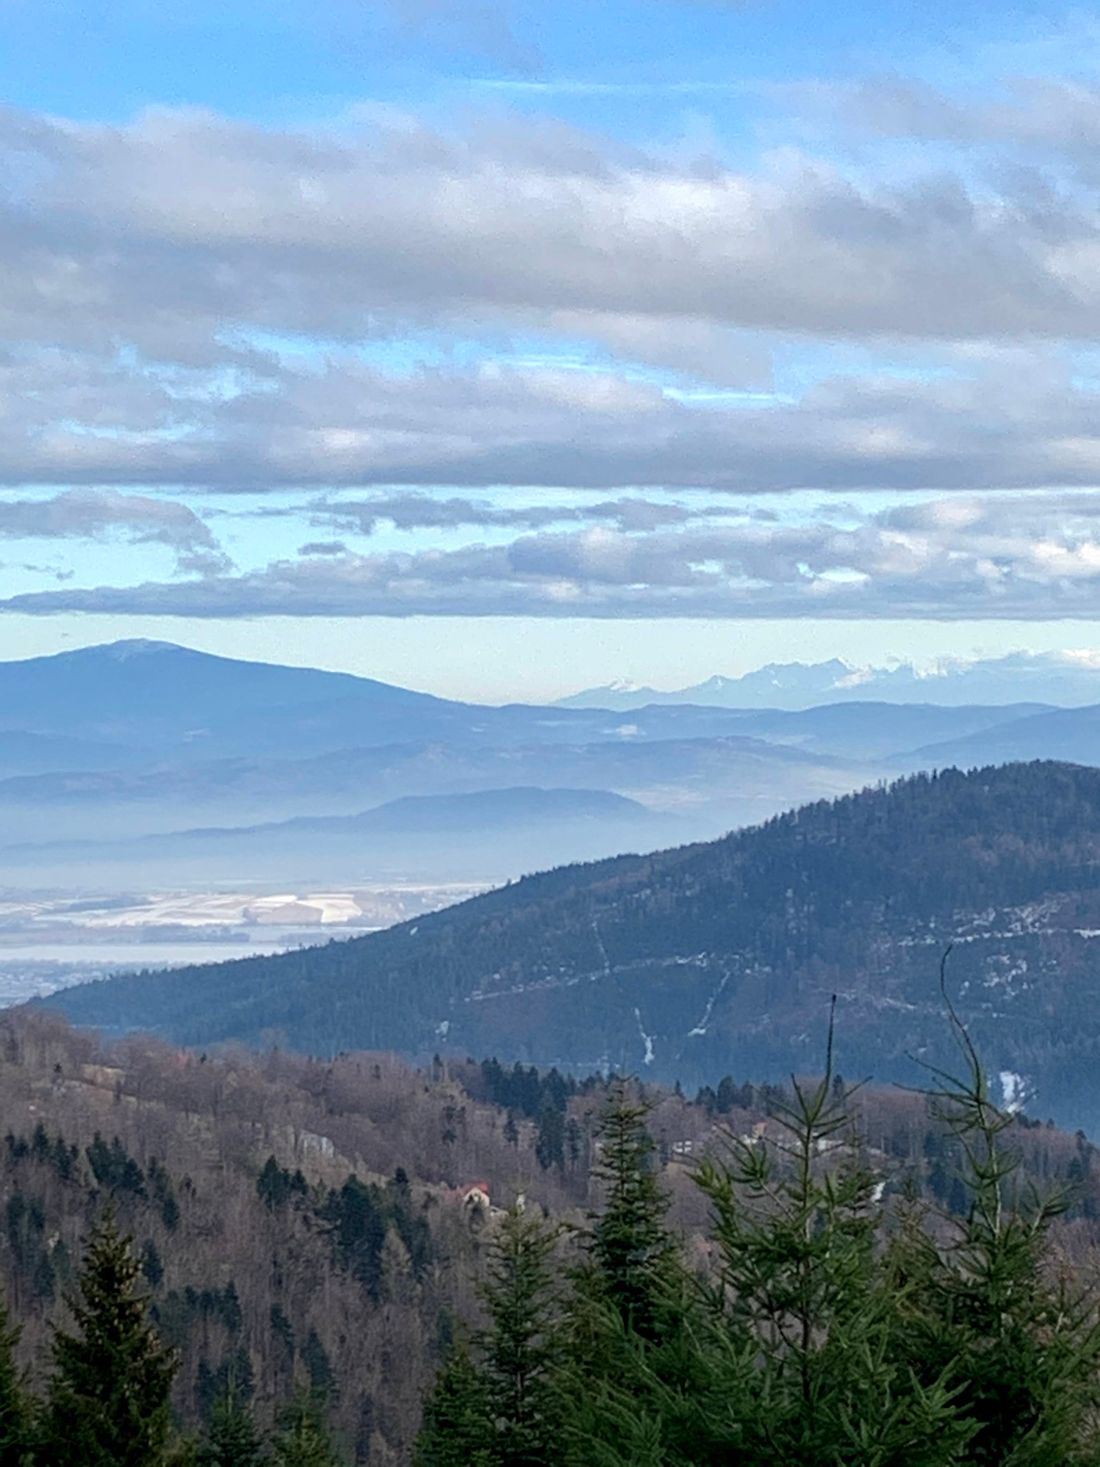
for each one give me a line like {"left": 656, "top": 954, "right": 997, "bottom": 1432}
{"left": 688, "top": 973, "right": 730, "bottom": 1038}
{"left": 999, "top": 1070, "right": 1029, "bottom": 1115}
{"left": 633, "top": 1008, "right": 655, "bottom": 1066}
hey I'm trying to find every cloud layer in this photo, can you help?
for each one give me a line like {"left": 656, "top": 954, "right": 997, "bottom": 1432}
{"left": 5, "top": 101, "right": 1100, "bottom": 496}
{"left": 5, "top": 64, "right": 1100, "bottom": 621}
{"left": 7, "top": 492, "right": 1100, "bottom": 620}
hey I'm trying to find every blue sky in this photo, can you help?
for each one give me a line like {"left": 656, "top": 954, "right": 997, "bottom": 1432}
{"left": 2, "top": 0, "right": 1100, "bottom": 697}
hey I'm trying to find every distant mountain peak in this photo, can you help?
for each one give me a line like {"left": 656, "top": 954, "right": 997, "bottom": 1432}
{"left": 94, "top": 638, "right": 182, "bottom": 659}
{"left": 557, "top": 651, "right": 1100, "bottom": 712}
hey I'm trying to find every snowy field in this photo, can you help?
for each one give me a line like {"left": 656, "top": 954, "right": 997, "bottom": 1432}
{"left": 0, "top": 882, "right": 488, "bottom": 1007}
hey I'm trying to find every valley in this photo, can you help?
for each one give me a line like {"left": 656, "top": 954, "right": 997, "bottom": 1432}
{"left": 0, "top": 882, "right": 488, "bottom": 1004}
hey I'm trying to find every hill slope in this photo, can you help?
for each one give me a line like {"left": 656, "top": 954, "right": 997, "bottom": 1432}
{"left": 902, "top": 703, "right": 1100, "bottom": 769}
{"left": 1, "top": 787, "right": 671, "bottom": 883}
{"left": 41, "top": 762, "right": 1100, "bottom": 1130}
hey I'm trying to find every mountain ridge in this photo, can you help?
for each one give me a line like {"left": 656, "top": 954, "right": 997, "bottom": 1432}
{"left": 559, "top": 652, "right": 1100, "bottom": 711}
{"left": 40, "top": 760, "right": 1100, "bottom": 1132}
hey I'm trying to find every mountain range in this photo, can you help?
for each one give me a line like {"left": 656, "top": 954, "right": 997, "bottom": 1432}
{"left": 42, "top": 761, "right": 1100, "bottom": 1134}
{"left": 1, "top": 641, "right": 1099, "bottom": 895}
{"left": 559, "top": 651, "right": 1100, "bottom": 711}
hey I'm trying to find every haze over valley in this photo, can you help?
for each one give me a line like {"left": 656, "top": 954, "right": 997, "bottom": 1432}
{"left": 5, "top": 638, "right": 1100, "bottom": 1135}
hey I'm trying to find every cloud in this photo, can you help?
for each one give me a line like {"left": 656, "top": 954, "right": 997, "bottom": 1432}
{"left": 0, "top": 489, "right": 229, "bottom": 574}
{"left": 5, "top": 343, "right": 1100, "bottom": 495}
{"left": 4, "top": 98, "right": 1100, "bottom": 500}
{"left": 827, "top": 75, "right": 1100, "bottom": 167}
{"left": 6, "top": 77, "right": 1100, "bottom": 631}
{"left": 7, "top": 491, "right": 1100, "bottom": 621}
{"left": 310, "top": 493, "right": 736, "bottom": 533}
{"left": 6, "top": 101, "right": 1097, "bottom": 354}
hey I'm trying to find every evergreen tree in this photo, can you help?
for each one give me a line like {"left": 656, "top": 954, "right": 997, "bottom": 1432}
{"left": 413, "top": 1343, "right": 494, "bottom": 1467}
{"left": 886, "top": 970, "right": 1100, "bottom": 1465}
{"left": 533, "top": 1108, "right": 564, "bottom": 1172}
{"left": 39, "top": 1211, "right": 178, "bottom": 1467}
{"left": 584, "top": 1079, "right": 678, "bottom": 1340}
{"left": 680, "top": 1058, "right": 968, "bottom": 1466}
{"left": 196, "top": 1382, "right": 266, "bottom": 1467}
{"left": 0, "top": 1294, "right": 32, "bottom": 1466}
{"left": 270, "top": 1394, "right": 341, "bottom": 1467}
{"left": 560, "top": 1012, "right": 970, "bottom": 1466}
{"left": 478, "top": 1207, "right": 560, "bottom": 1467}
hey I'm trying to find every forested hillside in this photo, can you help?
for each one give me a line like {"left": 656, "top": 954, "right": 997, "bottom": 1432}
{"left": 44, "top": 762, "right": 1100, "bottom": 1131}
{"left": 2, "top": 1010, "right": 1100, "bottom": 1463}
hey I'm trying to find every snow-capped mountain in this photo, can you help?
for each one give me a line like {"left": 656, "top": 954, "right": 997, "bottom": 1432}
{"left": 557, "top": 652, "right": 1100, "bottom": 711}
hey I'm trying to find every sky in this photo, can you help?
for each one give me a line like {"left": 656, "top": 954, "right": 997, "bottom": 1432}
{"left": 3, "top": 0, "right": 1100, "bottom": 698}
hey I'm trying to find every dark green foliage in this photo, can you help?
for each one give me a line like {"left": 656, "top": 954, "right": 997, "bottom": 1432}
{"left": 156, "top": 1284, "right": 246, "bottom": 1355}
{"left": 413, "top": 1344, "right": 493, "bottom": 1467}
{"left": 884, "top": 980, "right": 1100, "bottom": 1465}
{"left": 269, "top": 1305, "right": 295, "bottom": 1361}
{"left": 476, "top": 1062, "right": 575, "bottom": 1122}
{"left": 387, "top": 1173, "right": 433, "bottom": 1280}
{"left": 197, "top": 1350, "right": 254, "bottom": 1422}
{"left": 196, "top": 1383, "right": 266, "bottom": 1467}
{"left": 421, "top": 1002, "right": 1100, "bottom": 1467}
{"left": 141, "top": 1239, "right": 164, "bottom": 1289}
{"left": 148, "top": 1160, "right": 181, "bottom": 1232}
{"left": 476, "top": 1208, "right": 561, "bottom": 1467}
{"left": 270, "top": 1393, "right": 342, "bottom": 1467}
{"left": 533, "top": 1107, "right": 564, "bottom": 1172}
{"left": 582, "top": 1079, "right": 678, "bottom": 1340}
{"left": 413, "top": 1208, "right": 561, "bottom": 1467}
{"left": 6, "top": 1128, "right": 80, "bottom": 1185}
{"left": 0, "top": 1295, "right": 31, "bottom": 1466}
{"left": 256, "top": 1159, "right": 307, "bottom": 1212}
{"left": 319, "top": 1171, "right": 434, "bottom": 1299}
{"left": 3, "top": 1188, "right": 60, "bottom": 1312}
{"left": 85, "top": 1134, "right": 146, "bottom": 1198}
{"left": 321, "top": 1178, "right": 387, "bottom": 1300}
{"left": 301, "top": 1329, "right": 335, "bottom": 1404}
{"left": 39, "top": 1211, "right": 178, "bottom": 1467}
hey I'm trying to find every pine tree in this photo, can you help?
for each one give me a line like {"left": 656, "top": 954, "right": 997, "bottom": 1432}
{"left": 196, "top": 1382, "right": 266, "bottom": 1467}
{"left": 413, "top": 1343, "right": 494, "bottom": 1467}
{"left": 584, "top": 1078, "right": 678, "bottom": 1340}
{"left": 561, "top": 1011, "right": 969, "bottom": 1466}
{"left": 270, "top": 1393, "right": 341, "bottom": 1467}
{"left": 534, "top": 1107, "right": 564, "bottom": 1172}
{"left": 39, "top": 1210, "right": 178, "bottom": 1467}
{"left": 0, "top": 1294, "right": 32, "bottom": 1467}
{"left": 478, "top": 1207, "right": 561, "bottom": 1467}
{"left": 886, "top": 967, "right": 1100, "bottom": 1465}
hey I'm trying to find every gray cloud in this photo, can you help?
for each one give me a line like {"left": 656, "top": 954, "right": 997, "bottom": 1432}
{"left": 4, "top": 344, "right": 1100, "bottom": 495}
{"left": 5, "top": 102, "right": 1096, "bottom": 352}
{"left": 7, "top": 491, "right": 1100, "bottom": 620}
{"left": 311, "top": 493, "right": 737, "bottom": 533}
{"left": 4, "top": 102, "right": 1100, "bottom": 499}
{"left": 6, "top": 81, "right": 1100, "bottom": 632}
{"left": 829, "top": 75, "right": 1100, "bottom": 166}
{"left": 6, "top": 97, "right": 1100, "bottom": 502}
{"left": 0, "top": 489, "right": 229, "bottom": 574}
